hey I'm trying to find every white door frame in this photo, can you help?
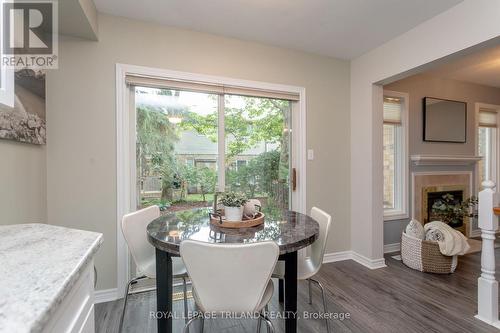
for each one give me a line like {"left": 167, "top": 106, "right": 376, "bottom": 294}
{"left": 115, "top": 63, "right": 307, "bottom": 296}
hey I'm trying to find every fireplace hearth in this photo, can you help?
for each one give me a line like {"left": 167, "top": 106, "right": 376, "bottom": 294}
{"left": 412, "top": 172, "right": 472, "bottom": 236}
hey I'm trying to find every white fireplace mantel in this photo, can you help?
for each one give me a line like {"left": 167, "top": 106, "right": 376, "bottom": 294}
{"left": 410, "top": 154, "right": 482, "bottom": 166}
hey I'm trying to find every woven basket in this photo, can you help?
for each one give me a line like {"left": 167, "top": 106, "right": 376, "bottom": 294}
{"left": 401, "top": 232, "right": 458, "bottom": 274}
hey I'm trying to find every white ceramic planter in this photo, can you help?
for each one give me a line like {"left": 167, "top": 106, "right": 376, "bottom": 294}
{"left": 225, "top": 206, "right": 244, "bottom": 221}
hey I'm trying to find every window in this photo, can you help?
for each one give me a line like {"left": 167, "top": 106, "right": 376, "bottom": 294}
{"left": 383, "top": 92, "right": 408, "bottom": 220}
{"left": 236, "top": 160, "right": 247, "bottom": 170}
{"left": 477, "top": 108, "right": 498, "bottom": 186}
{"left": 129, "top": 75, "right": 299, "bottom": 214}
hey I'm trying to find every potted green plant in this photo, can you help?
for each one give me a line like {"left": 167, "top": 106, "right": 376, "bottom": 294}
{"left": 219, "top": 192, "right": 248, "bottom": 221}
{"left": 431, "top": 194, "right": 478, "bottom": 228}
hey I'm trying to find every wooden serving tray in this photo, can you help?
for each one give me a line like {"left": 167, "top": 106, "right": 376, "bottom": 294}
{"left": 494, "top": 207, "right": 500, "bottom": 216}
{"left": 210, "top": 211, "right": 265, "bottom": 229}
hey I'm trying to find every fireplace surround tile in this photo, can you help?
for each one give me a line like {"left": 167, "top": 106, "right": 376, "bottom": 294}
{"left": 412, "top": 171, "right": 473, "bottom": 236}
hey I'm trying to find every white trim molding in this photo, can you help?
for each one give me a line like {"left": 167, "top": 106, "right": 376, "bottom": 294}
{"left": 470, "top": 229, "right": 482, "bottom": 238}
{"left": 116, "top": 64, "right": 131, "bottom": 299}
{"left": 410, "top": 154, "right": 482, "bottom": 166}
{"left": 322, "top": 251, "right": 353, "bottom": 263}
{"left": 351, "top": 252, "right": 387, "bottom": 269}
{"left": 383, "top": 90, "right": 410, "bottom": 222}
{"left": 384, "top": 242, "right": 401, "bottom": 254}
{"left": 94, "top": 288, "right": 119, "bottom": 304}
{"left": 323, "top": 251, "right": 387, "bottom": 269}
{"left": 115, "top": 63, "right": 307, "bottom": 295}
{"left": 474, "top": 102, "right": 500, "bottom": 194}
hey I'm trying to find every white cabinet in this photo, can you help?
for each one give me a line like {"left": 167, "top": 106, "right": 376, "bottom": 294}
{"left": 42, "top": 261, "right": 96, "bottom": 333}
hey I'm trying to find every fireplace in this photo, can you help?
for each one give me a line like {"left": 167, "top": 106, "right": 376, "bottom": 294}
{"left": 422, "top": 186, "right": 466, "bottom": 234}
{"left": 412, "top": 172, "right": 472, "bottom": 236}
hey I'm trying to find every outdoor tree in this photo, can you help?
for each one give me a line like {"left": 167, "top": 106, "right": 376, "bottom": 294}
{"left": 198, "top": 167, "right": 217, "bottom": 202}
{"left": 138, "top": 90, "right": 291, "bottom": 209}
{"left": 136, "top": 88, "right": 187, "bottom": 201}
{"left": 180, "top": 96, "right": 290, "bottom": 206}
{"left": 180, "top": 97, "right": 289, "bottom": 160}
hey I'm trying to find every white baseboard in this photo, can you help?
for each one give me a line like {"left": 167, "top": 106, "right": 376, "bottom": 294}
{"left": 94, "top": 288, "right": 119, "bottom": 304}
{"left": 470, "top": 229, "right": 481, "bottom": 238}
{"left": 351, "top": 252, "right": 387, "bottom": 269}
{"left": 384, "top": 242, "right": 401, "bottom": 254}
{"left": 323, "top": 251, "right": 386, "bottom": 269}
{"left": 323, "top": 251, "right": 353, "bottom": 263}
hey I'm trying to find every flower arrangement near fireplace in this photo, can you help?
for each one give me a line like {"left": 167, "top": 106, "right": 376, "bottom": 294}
{"left": 430, "top": 194, "right": 478, "bottom": 229}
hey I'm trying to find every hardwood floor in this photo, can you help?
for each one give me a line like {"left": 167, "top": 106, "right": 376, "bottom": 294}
{"left": 95, "top": 249, "right": 500, "bottom": 333}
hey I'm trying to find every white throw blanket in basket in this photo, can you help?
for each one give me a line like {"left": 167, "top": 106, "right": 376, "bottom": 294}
{"left": 424, "top": 221, "right": 470, "bottom": 256}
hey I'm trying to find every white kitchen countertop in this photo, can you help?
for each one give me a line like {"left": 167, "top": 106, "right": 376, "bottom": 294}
{"left": 0, "top": 223, "right": 103, "bottom": 333}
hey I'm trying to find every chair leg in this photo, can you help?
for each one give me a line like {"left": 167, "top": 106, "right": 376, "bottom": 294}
{"left": 310, "top": 278, "right": 330, "bottom": 333}
{"left": 182, "top": 276, "right": 189, "bottom": 323}
{"left": 265, "top": 304, "right": 271, "bottom": 333}
{"left": 308, "top": 279, "right": 313, "bottom": 305}
{"left": 119, "top": 276, "right": 147, "bottom": 333}
{"left": 259, "top": 313, "right": 275, "bottom": 333}
{"left": 256, "top": 303, "right": 270, "bottom": 333}
{"left": 257, "top": 315, "right": 262, "bottom": 333}
{"left": 183, "top": 315, "right": 201, "bottom": 333}
{"left": 194, "top": 301, "right": 204, "bottom": 333}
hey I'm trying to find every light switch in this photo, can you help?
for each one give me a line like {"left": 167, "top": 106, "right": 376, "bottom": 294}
{"left": 307, "top": 149, "right": 314, "bottom": 160}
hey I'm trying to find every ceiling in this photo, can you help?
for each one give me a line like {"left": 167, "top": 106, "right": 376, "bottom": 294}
{"left": 425, "top": 45, "right": 500, "bottom": 88}
{"left": 93, "top": 0, "right": 462, "bottom": 59}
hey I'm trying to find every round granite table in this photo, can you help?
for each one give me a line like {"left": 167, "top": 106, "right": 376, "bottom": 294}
{"left": 147, "top": 208, "right": 319, "bottom": 333}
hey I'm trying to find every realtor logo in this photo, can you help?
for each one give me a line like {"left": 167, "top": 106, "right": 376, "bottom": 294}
{"left": 1, "top": 0, "right": 58, "bottom": 69}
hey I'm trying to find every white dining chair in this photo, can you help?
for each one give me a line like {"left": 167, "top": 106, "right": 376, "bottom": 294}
{"left": 180, "top": 240, "right": 279, "bottom": 333}
{"left": 120, "top": 205, "right": 189, "bottom": 332}
{"left": 273, "top": 207, "right": 332, "bottom": 333}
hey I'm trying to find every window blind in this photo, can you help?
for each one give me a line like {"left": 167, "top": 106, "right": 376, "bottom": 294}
{"left": 478, "top": 109, "right": 498, "bottom": 128}
{"left": 125, "top": 74, "right": 300, "bottom": 101}
{"left": 383, "top": 97, "right": 402, "bottom": 125}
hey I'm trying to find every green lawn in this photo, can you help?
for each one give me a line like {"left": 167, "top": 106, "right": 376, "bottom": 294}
{"left": 182, "top": 193, "right": 215, "bottom": 203}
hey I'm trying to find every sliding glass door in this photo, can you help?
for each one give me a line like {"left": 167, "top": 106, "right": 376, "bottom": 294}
{"left": 134, "top": 85, "right": 293, "bottom": 216}
{"left": 224, "top": 95, "right": 291, "bottom": 213}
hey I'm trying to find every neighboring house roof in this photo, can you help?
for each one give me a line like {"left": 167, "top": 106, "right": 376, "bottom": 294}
{"left": 175, "top": 130, "right": 217, "bottom": 155}
{"left": 175, "top": 130, "right": 278, "bottom": 156}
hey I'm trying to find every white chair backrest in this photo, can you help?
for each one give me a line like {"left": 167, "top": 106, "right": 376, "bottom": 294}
{"left": 309, "top": 207, "right": 332, "bottom": 275}
{"left": 121, "top": 205, "right": 159, "bottom": 278}
{"left": 180, "top": 240, "right": 279, "bottom": 313}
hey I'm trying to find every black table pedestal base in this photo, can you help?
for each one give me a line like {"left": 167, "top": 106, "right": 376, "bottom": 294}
{"left": 156, "top": 249, "right": 172, "bottom": 333}
{"left": 282, "top": 251, "right": 298, "bottom": 333}
{"left": 278, "top": 279, "right": 284, "bottom": 303}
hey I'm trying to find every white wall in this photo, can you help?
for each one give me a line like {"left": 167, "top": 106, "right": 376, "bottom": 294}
{"left": 0, "top": 142, "right": 46, "bottom": 225}
{"left": 47, "top": 14, "right": 351, "bottom": 290}
{"left": 386, "top": 74, "right": 500, "bottom": 156}
{"left": 351, "top": 0, "right": 500, "bottom": 261}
